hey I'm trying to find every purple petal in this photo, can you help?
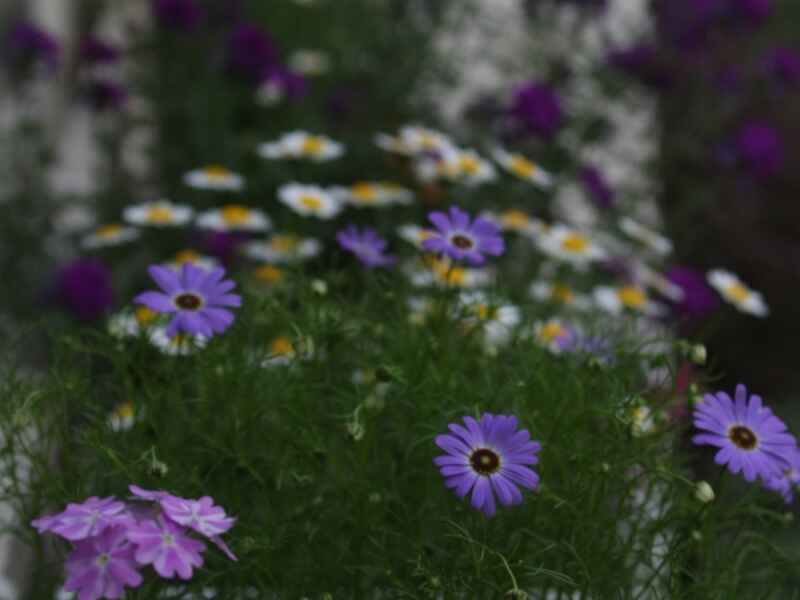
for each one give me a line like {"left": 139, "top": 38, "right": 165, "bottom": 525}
{"left": 134, "top": 291, "right": 174, "bottom": 312}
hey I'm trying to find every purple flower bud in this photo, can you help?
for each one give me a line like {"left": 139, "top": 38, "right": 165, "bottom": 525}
{"left": 4, "top": 21, "right": 60, "bottom": 71}
{"left": 86, "top": 80, "right": 128, "bottom": 112}
{"left": 666, "top": 265, "right": 721, "bottom": 321}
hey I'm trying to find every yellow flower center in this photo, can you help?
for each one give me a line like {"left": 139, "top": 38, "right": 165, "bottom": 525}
{"left": 174, "top": 249, "right": 201, "bottom": 264}
{"left": 476, "top": 304, "right": 497, "bottom": 320}
{"left": 203, "top": 165, "right": 231, "bottom": 180}
{"left": 112, "top": 401, "right": 135, "bottom": 419}
{"left": 221, "top": 205, "right": 252, "bottom": 225}
{"left": 270, "top": 235, "right": 299, "bottom": 253}
{"left": 255, "top": 265, "right": 284, "bottom": 284}
{"left": 510, "top": 155, "right": 537, "bottom": 178}
{"left": 419, "top": 133, "right": 439, "bottom": 149}
{"left": 146, "top": 206, "right": 175, "bottom": 224}
{"left": 539, "top": 322, "right": 566, "bottom": 342}
{"left": 270, "top": 336, "right": 295, "bottom": 356}
{"left": 561, "top": 233, "right": 589, "bottom": 253}
{"left": 551, "top": 284, "right": 575, "bottom": 304}
{"left": 301, "top": 136, "right": 325, "bottom": 155}
{"left": 135, "top": 307, "right": 157, "bottom": 326}
{"left": 726, "top": 283, "right": 751, "bottom": 302}
{"left": 431, "top": 260, "right": 467, "bottom": 286}
{"left": 459, "top": 156, "right": 481, "bottom": 175}
{"left": 351, "top": 182, "right": 379, "bottom": 202}
{"left": 97, "top": 224, "right": 123, "bottom": 238}
{"left": 300, "top": 195, "right": 323, "bottom": 210}
{"left": 500, "top": 210, "right": 530, "bottom": 231}
{"left": 617, "top": 286, "right": 648, "bottom": 309}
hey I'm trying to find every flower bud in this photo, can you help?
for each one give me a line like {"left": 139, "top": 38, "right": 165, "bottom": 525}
{"left": 694, "top": 481, "right": 715, "bottom": 503}
{"left": 690, "top": 344, "right": 707, "bottom": 365}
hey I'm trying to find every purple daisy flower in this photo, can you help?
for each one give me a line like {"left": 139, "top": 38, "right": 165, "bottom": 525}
{"left": 434, "top": 414, "right": 541, "bottom": 517}
{"left": 337, "top": 225, "right": 397, "bottom": 269}
{"left": 127, "top": 516, "right": 206, "bottom": 580}
{"left": 423, "top": 206, "right": 505, "bottom": 266}
{"left": 693, "top": 384, "right": 798, "bottom": 483}
{"left": 764, "top": 448, "right": 800, "bottom": 504}
{"left": 134, "top": 263, "right": 241, "bottom": 338}
{"left": 32, "top": 496, "right": 130, "bottom": 541}
{"left": 63, "top": 525, "right": 143, "bottom": 600}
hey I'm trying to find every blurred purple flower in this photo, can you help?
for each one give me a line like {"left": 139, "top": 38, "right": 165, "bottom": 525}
{"left": 734, "top": 121, "right": 784, "bottom": 180}
{"left": 580, "top": 166, "right": 615, "bottom": 209}
{"left": 336, "top": 225, "right": 397, "bottom": 269}
{"left": 64, "top": 526, "right": 143, "bottom": 600}
{"left": 55, "top": 259, "right": 114, "bottom": 322}
{"left": 5, "top": 21, "right": 60, "bottom": 70}
{"left": 79, "top": 36, "right": 121, "bottom": 65}
{"left": 509, "top": 81, "right": 564, "bottom": 139}
{"left": 86, "top": 80, "right": 128, "bottom": 112}
{"left": 609, "top": 43, "right": 673, "bottom": 89}
{"left": 264, "top": 65, "right": 309, "bottom": 100}
{"left": 766, "top": 47, "right": 800, "bottom": 86}
{"left": 200, "top": 231, "right": 250, "bottom": 265}
{"left": 725, "top": 0, "right": 772, "bottom": 24}
{"left": 666, "top": 265, "right": 721, "bottom": 320}
{"left": 152, "top": 0, "right": 205, "bottom": 31}
{"left": 227, "top": 23, "right": 280, "bottom": 84}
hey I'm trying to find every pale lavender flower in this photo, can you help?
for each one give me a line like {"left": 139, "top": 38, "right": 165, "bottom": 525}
{"left": 160, "top": 496, "right": 236, "bottom": 539}
{"left": 134, "top": 263, "right": 241, "bottom": 338}
{"left": 336, "top": 225, "right": 397, "bottom": 269}
{"left": 423, "top": 206, "right": 505, "bottom": 266}
{"left": 32, "top": 497, "right": 130, "bottom": 541}
{"left": 127, "top": 517, "right": 206, "bottom": 580}
{"left": 63, "top": 526, "right": 143, "bottom": 600}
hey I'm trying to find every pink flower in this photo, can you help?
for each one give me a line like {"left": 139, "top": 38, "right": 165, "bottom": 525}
{"left": 32, "top": 497, "right": 130, "bottom": 541}
{"left": 160, "top": 495, "right": 236, "bottom": 539}
{"left": 127, "top": 517, "right": 206, "bottom": 579}
{"left": 63, "top": 526, "right": 143, "bottom": 600}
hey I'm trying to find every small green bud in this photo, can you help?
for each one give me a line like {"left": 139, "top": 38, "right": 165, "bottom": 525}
{"left": 694, "top": 481, "right": 715, "bottom": 503}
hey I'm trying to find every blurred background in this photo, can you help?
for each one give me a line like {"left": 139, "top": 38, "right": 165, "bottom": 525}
{"left": 1, "top": 0, "right": 799, "bottom": 596}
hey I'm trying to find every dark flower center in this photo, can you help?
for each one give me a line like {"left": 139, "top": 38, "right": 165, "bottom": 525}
{"left": 174, "top": 292, "right": 203, "bottom": 310}
{"left": 451, "top": 234, "right": 475, "bottom": 250}
{"left": 470, "top": 448, "right": 501, "bottom": 475}
{"left": 729, "top": 425, "right": 758, "bottom": 450}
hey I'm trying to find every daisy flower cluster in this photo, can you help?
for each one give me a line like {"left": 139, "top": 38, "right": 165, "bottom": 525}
{"left": 32, "top": 486, "right": 236, "bottom": 599}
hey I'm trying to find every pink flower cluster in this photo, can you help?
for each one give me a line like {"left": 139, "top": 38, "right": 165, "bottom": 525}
{"left": 31, "top": 485, "right": 236, "bottom": 600}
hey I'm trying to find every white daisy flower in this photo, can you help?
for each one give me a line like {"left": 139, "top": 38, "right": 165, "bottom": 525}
{"left": 163, "top": 249, "right": 221, "bottom": 272}
{"left": 531, "top": 318, "right": 579, "bottom": 354}
{"left": 529, "top": 280, "right": 592, "bottom": 310}
{"left": 436, "top": 148, "right": 497, "bottom": 186}
{"left": 707, "top": 269, "right": 769, "bottom": 317}
{"left": 108, "top": 306, "right": 159, "bottom": 339}
{"left": 196, "top": 204, "right": 272, "bottom": 232}
{"left": 123, "top": 200, "right": 194, "bottom": 227}
{"left": 148, "top": 326, "right": 208, "bottom": 356}
{"left": 374, "top": 125, "right": 454, "bottom": 155}
{"left": 635, "top": 263, "right": 685, "bottom": 303}
{"left": 458, "top": 291, "right": 521, "bottom": 348}
{"left": 537, "top": 224, "right": 607, "bottom": 268}
{"left": 593, "top": 285, "right": 666, "bottom": 317}
{"left": 243, "top": 234, "right": 322, "bottom": 264}
{"left": 630, "top": 405, "right": 656, "bottom": 437}
{"left": 330, "top": 181, "right": 413, "bottom": 208}
{"left": 278, "top": 183, "right": 342, "bottom": 219}
{"left": 52, "top": 204, "right": 96, "bottom": 234}
{"left": 183, "top": 165, "right": 244, "bottom": 191}
{"left": 619, "top": 217, "right": 673, "bottom": 256}
{"left": 252, "top": 264, "right": 286, "bottom": 286}
{"left": 82, "top": 224, "right": 140, "bottom": 249}
{"left": 480, "top": 209, "right": 546, "bottom": 237}
{"left": 260, "top": 336, "right": 314, "bottom": 368}
{"left": 288, "top": 49, "right": 331, "bottom": 76}
{"left": 258, "top": 131, "right": 344, "bottom": 162}
{"left": 108, "top": 400, "right": 139, "bottom": 432}
{"left": 396, "top": 224, "right": 437, "bottom": 249}
{"left": 492, "top": 147, "right": 553, "bottom": 188}
{"left": 406, "top": 257, "right": 493, "bottom": 289}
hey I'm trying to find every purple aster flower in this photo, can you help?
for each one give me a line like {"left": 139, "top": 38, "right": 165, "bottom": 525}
{"left": 54, "top": 259, "right": 114, "bottom": 322}
{"left": 423, "top": 206, "right": 505, "bottom": 266}
{"left": 226, "top": 23, "right": 280, "bottom": 84}
{"left": 693, "top": 384, "right": 797, "bottom": 483}
{"left": 337, "top": 225, "right": 397, "bottom": 269}
{"left": 127, "top": 516, "right": 206, "bottom": 579}
{"left": 766, "top": 47, "right": 800, "bottom": 86}
{"left": 734, "top": 121, "right": 784, "bottom": 180}
{"left": 580, "top": 165, "right": 615, "bottom": 209}
{"left": 508, "top": 81, "right": 564, "bottom": 139}
{"left": 32, "top": 496, "right": 130, "bottom": 541}
{"left": 134, "top": 263, "right": 241, "bottom": 338}
{"left": 434, "top": 414, "right": 541, "bottom": 517}
{"left": 63, "top": 525, "right": 143, "bottom": 600}
{"left": 152, "top": 0, "right": 205, "bottom": 32}
{"left": 666, "top": 265, "right": 721, "bottom": 320}
{"left": 5, "top": 21, "right": 60, "bottom": 71}
{"left": 86, "top": 80, "right": 128, "bottom": 112}
{"left": 764, "top": 448, "right": 800, "bottom": 503}
{"left": 160, "top": 495, "right": 236, "bottom": 539}
{"left": 79, "top": 37, "right": 121, "bottom": 65}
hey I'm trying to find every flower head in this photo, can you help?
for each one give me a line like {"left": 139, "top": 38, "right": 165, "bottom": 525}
{"left": 32, "top": 496, "right": 130, "bottom": 541}
{"left": 196, "top": 205, "right": 270, "bottom": 232}
{"left": 707, "top": 269, "right": 768, "bottom": 317}
{"left": 374, "top": 125, "right": 454, "bottom": 156}
{"left": 183, "top": 166, "right": 244, "bottom": 192}
{"left": 537, "top": 224, "right": 606, "bottom": 268}
{"left": 764, "top": 449, "right": 800, "bottom": 504}
{"left": 531, "top": 318, "right": 579, "bottom": 354}
{"left": 159, "top": 496, "right": 236, "bottom": 540}
{"left": 226, "top": 23, "right": 279, "bottom": 83}
{"left": 593, "top": 285, "right": 665, "bottom": 317}
{"left": 244, "top": 234, "right": 321, "bottom": 264}
{"left": 492, "top": 148, "right": 553, "bottom": 188}
{"left": 127, "top": 516, "right": 206, "bottom": 580}
{"left": 258, "top": 131, "right": 344, "bottom": 162}
{"left": 331, "top": 182, "right": 413, "bottom": 208}
{"left": 64, "top": 525, "right": 143, "bottom": 600}
{"left": 509, "top": 81, "right": 564, "bottom": 139}
{"left": 337, "top": 225, "right": 397, "bottom": 269}
{"left": 79, "top": 37, "right": 121, "bottom": 65}
{"left": 666, "top": 266, "right": 721, "bottom": 320}
{"left": 278, "top": 183, "right": 342, "bottom": 219}
{"left": 5, "top": 21, "right": 60, "bottom": 71}
{"left": 693, "top": 384, "right": 797, "bottom": 483}
{"left": 82, "top": 224, "right": 140, "bottom": 249}
{"left": 434, "top": 414, "right": 541, "bottom": 517}
{"left": 55, "top": 259, "right": 114, "bottom": 322}
{"left": 134, "top": 263, "right": 241, "bottom": 338}
{"left": 422, "top": 206, "right": 504, "bottom": 266}
{"left": 124, "top": 200, "right": 194, "bottom": 227}
{"left": 529, "top": 280, "right": 591, "bottom": 310}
